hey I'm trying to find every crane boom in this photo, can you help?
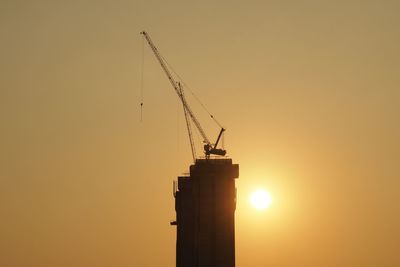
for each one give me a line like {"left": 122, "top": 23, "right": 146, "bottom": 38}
{"left": 140, "top": 31, "right": 210, "bottom": 145}
{"left": 178, "top": 83, "right": 196, "bottom": 162}
{"left": 140, "top": 31, "right": 226, "bottom": 159}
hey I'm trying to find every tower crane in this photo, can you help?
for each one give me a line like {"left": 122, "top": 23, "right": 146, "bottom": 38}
{"left": 140, "top": 31, "right": 226, "bottom": 162}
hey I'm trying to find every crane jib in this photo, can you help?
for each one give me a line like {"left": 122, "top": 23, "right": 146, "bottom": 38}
{"left": 140, "top": 31, "right": 227, "bottom": 159}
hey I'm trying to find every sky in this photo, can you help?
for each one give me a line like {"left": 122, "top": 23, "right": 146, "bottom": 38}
{"left": 1, "top": 0, "right": 399, "bottom": 266}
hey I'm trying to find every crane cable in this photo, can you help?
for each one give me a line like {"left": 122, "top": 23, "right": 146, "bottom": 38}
{"left": 140, "top": 35, "right": 145, "bottom": 122}
{"left": 159, "top": 53, "right": 224, "bottom": 129}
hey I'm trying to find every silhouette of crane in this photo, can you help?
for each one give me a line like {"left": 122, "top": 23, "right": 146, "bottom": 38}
{"left": 140, "top": 31, "right": 226, "bottom": 162}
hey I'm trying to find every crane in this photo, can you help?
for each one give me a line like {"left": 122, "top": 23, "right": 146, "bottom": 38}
{"left": 140, "top": 31, "right": 226, "bottom": 162}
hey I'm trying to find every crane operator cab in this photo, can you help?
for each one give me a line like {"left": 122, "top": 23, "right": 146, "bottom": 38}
{"left": 204, "top": 144, "right": 227, "bottom": 157}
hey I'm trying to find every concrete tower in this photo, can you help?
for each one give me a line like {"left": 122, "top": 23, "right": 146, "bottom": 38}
{"left": 172, "top": 158, "right": 239, "bottom": 267}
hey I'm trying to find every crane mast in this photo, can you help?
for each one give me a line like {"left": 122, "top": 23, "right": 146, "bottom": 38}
{"left": 140, "top": 31, "right": 226, "bottom": 160}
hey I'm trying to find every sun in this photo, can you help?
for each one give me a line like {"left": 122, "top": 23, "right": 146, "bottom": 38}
{"left": 250, "top": 189, "right": 272, "bottom": 210}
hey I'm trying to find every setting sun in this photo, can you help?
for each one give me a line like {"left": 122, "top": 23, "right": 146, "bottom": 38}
{"left": 250, "top": 189, "right": 272, "bottom": 210}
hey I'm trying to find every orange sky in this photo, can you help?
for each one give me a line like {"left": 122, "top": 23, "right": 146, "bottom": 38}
{"left": 1, "top": 1, "right": 399, "bottom": 266}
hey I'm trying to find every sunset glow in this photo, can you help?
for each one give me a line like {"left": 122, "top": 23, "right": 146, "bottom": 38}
{"left": 1, "top": 1, "right": 399, "bottom": 266}
{"left": 250, "top": 189, "right": 272, "bottom": 210}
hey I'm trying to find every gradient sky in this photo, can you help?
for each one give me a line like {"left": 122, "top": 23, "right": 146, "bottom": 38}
{"left": 1, "top": 1, "right": 399, "bottom": 266}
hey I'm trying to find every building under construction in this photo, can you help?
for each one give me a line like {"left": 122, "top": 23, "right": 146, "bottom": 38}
{"left": 141, "top": 31, "right": 239, "bottom": 267}
{"left": 172, "top": 159, "right": 239, "bottom": 267}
